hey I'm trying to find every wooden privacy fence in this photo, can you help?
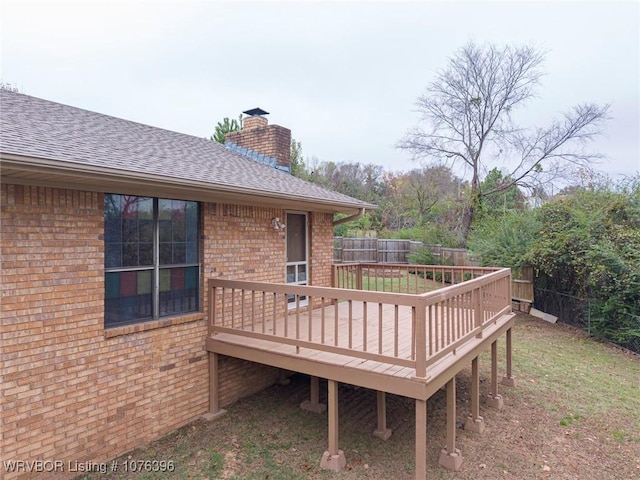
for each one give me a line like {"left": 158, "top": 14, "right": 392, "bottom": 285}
{"left": 333, "top": 237, "right": 480, "bottom": 267}
{"left": 333, "top": 238, "right": 533, "bottom": 304}
{"left": 208, "top": 264, "right": 512, "bottom": 379}
{"left": 511, "top": 265, "right": 534, "bottom": 307}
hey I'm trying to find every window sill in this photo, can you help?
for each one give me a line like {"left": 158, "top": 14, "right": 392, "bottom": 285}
{"left": 104, "top": 312, "right": 206, "bottom": 339}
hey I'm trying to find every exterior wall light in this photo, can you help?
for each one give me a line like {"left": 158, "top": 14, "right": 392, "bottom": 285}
{"left": 271, "top": 217, "right": 286, "bottom": 231}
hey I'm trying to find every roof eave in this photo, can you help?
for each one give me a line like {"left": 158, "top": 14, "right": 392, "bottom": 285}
{"left": 0, "top": 153, "right": 377, "bottom": 214}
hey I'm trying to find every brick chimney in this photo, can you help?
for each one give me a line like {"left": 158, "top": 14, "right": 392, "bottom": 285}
{"left": 225, "top": 108, "right": 291, "bottom": 171}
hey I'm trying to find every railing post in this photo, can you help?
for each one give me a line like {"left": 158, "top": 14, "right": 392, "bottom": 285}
{"left": 356, "top": 263, "right": 363, "bottom": 291}
{"left": 208, "top": 281, "right": 214, "bottom": 336}
{"left": 415, "top": 298, "right": 427, "bottom": 378}
{"left": 474, "top": 286, "right": 483, "bottom": 338}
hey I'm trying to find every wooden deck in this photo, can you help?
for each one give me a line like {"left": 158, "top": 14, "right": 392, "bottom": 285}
{"left": 205, "top": 264, "right": 516, "bottom": 479}
{"left": 207, "top": 298, "right": 514, "bottom": 400}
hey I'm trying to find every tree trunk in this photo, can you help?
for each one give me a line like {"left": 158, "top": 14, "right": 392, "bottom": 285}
{"left": 458, "top": 204, "right": 474, "bottom": 247}
{"left": 458, "top": 177, "right": 480, "bottom": 247}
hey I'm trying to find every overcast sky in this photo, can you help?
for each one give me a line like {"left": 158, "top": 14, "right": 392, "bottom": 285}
{"left": 2, "top": 0, "right": 639, "bottom": 181}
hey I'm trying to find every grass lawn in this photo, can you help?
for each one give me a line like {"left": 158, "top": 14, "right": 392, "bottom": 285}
{"left": 81, "top": 313, "right": 640, "bottom": 480}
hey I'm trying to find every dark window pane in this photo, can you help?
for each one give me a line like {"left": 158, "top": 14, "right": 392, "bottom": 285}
{"left": 186, "top": 242, "right": 198, "bottom": 263}
{"left": 172, "top": 200, "right": 186, "bottom": 242}
{"left": 185, "top": 266, "right": 198, "bottom": 290}
{"left": 287, "top": 265, "right": 295, "bottom": 283}
{"left": 159, "top": 268, "right": 171, "bottom": 292}
{"left": 105, "top": 271, "right": 153, "bottom": 328}
{"left": 137, "top": 270, "right": 152, "bottom": 294}
{"left": 139, "top": 219, "right": 153, "bottom": 243}
{"left": 173, "top": 222, "right": 186, "bottom": 242}
{"left": 121, "top": 195, "right": 138, "bottom": 219}
{"left": 158, "top": 199, "right": 172, "bottom": 220}
{"left": 286, "top": 213, "right": 306, "bottom": 263}
{"left": 105, "top": 215, "right": 121, "bottom": 243}
{"left": 139, "top": 242, "right": 153, "bottom": 266}
{"left": 173, "top": 243, "right": 186, "bottom": 264}
{"left": 105, "top": 194, "right": 121, "bottom": 220}
{"left": 159, "top": 219, "right": 171, "bottom": 243}
{"left": 122, "top": 243, "right": 139, "bottom": 267}
{"left": 122, "top": 219, "right": 138, "bottom": 244}
{"left": 299, "top": 264, "right": 307, "bottom": 282}
{"left": 138, "top": 197, "right": 153, "bottom": 219}
{"left": 105, "top": 271, "right": 120, "bottom": 298}
{"left": 159, "top": 267, "right": 198, "bottom": 317}
{"left": 159, "top": 243, "right": 172, "bottom": 265}
{"left": 186, "top": 203, "right": 198, "bottom": 242}
{"left": 105, "top": 243, "right": 122, "bottom": 268}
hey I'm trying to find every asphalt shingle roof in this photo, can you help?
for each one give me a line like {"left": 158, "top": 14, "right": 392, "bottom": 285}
{"left": 0, "top": 90, "right": 374, "bottom": 210}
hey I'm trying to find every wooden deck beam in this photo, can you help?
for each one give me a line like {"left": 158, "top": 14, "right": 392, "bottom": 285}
{"left": 464, "top": 356, "right": 485, "bottom": 433}
{"left": 373, "top": 391, "right": 392, "bottom": 440}
{"left": 202, "top": 353, "right": 226, "bottom": 421}
{"left": 415, "top": 399, "right": 427, "bottom": 480}
{"left": 300, "top": 376, "right": 327, "bottom": 414}
{"left": 486, "top": 340, "right": 504, "bottom": 410}
{"left": 320, "top": 380, "right": 346, "bottom": 471}
{"left": 439, "top": 376, "right": 463, "bottom": 470}
{"left": 501, "top": 327, "right": 516, "bottom": 387}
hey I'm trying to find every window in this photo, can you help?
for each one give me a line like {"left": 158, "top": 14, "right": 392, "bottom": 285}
{"left": 104, "top": 194, "right": 200, "bottom": 328}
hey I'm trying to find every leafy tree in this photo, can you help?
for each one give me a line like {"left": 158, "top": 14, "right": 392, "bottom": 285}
{"left": 290, "top": 138, "right": 309, "bottom": 179}
{"left": 477, "top": 168, "right": 526, "bottom": 219}
{"left": 467, "top": 209, "right": 539, "bottom": 273}
{"left": 0, "top": 82, "right": 20, "bottom": 92}
{"left": 211, "top": 115, "right": 242, "bottom": 143}
{"left": 528, "top": 182, "right": 640, "bottom": 347}
{"left": 398, "top": 41, "right": 609, "bottom": 246}
{"left": 379, "top": 166, "right": 465, "bottom": 241}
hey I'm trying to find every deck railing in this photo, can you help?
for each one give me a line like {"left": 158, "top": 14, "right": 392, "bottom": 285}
{"left": 333, "top": 263, "right": 498, "bottom": 293}
{"left": 208, "top": 264, "right": 512, "bottom": 379}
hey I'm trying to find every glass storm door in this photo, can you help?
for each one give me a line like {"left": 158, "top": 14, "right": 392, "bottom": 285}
{"left": 286, "top": 212, "right": 308, "bottom": 307}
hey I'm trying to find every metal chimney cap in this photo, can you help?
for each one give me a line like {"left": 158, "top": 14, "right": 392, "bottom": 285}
{"left": 242, "top": 107, "right": 269, "bottom": 117}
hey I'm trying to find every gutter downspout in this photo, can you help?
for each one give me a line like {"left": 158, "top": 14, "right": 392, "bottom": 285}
{"left": 332, "top": 208, "right": 366, "bottom": 226}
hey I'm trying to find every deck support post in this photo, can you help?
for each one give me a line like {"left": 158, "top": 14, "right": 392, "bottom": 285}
{"left": 373, "top": 390, "right": 392, "bottom": 440}
{"left": 415, "top": 398, "right": 427, "bottom": 480}
{"left": 486, "top": 340, "right": 504, "bottom": 410}
{"left": 501, "top": 327, "right": 516, "bottom": 387}
{"left": 464, "top": 356, "right": 485, "bottom": 433}
{"left": 301, "top": 376, "right": 327, "bottom": 414}
{"left": 202, "top": 353, "right": 226, "bottom": 421}
{"left": 439, "top": 376, "right": 463, "bottom": 470}
{"left": 320, "top": 380, "right": 346, "bottom": 471}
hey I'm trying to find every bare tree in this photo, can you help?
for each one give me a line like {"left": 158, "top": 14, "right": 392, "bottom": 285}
{"left": 398, "top": 41, "right": 609, "bottom": 245}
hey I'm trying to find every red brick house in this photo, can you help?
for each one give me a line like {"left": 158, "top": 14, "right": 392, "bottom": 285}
{"left": 0, "top": 90, "right": 374, "bottom": 478}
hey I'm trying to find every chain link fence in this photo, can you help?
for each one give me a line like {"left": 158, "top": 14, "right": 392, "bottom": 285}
{"left": 534, "top": 287, "right": 640, "bottom": 354}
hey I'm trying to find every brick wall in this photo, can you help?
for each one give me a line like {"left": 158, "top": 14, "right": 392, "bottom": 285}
{"left": 0, "top": 185, "right": 335, "bottom": 478}
{"left": 309, "top": 212, "right": 335, "bottom": 289}
{"left": 0, "top": 185, "right": 209, "bottom": 479}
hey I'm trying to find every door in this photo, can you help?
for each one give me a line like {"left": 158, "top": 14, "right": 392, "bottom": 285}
{"left": 286, "top": 212, "right": 308, "bottom": 307}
